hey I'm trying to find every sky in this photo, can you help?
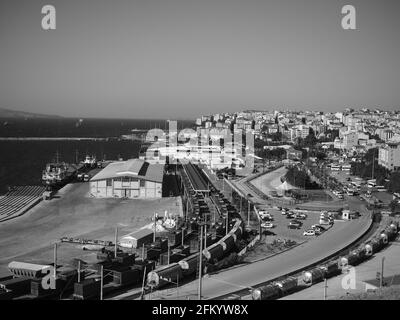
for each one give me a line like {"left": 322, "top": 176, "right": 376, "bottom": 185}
{"left": 0, "top": 0, "right": 399, "bottom": 119}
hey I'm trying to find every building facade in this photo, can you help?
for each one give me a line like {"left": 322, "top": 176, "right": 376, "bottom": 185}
{"left": 378, "top": 142, "right": 400, "bottom": 171}
{"left": 90, "top": 159, "right": 164, "bottom": 198}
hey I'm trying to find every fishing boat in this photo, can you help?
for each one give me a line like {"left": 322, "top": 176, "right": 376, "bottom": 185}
{"left": 42, "top": 153, "right": 79, "bottom": 188}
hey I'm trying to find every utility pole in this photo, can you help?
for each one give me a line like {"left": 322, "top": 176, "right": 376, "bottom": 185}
{"left": 372, "top": 149, "right": 375, "bottom": 180}
{"left": 53, "top": 242, "right": 57, "bottom": 281}
{"left": 198, "top": 224, "right": 203, "bottom": 300}
{"left": 77, "top": 260, "right": 81, "bottom": 283}
{"left": 141, "top": 266, "right": 147, "bottom": 300}
{"left": 324, "top": 278, "right": 328, "bottom": 300}
{"left": 226, "top": 212, "right": 229, "bottom": 235}
{"left": 204, "top": 223, "right": 207, "bottom": 249}
{"left": 167, "top": 241, "right": 170, "bottom": 264}
{"left": 114, "top": 227, "right": 118, "bottom": 258}
{"left": 380, "top": 257, "right": 385, "bottom": 289}
{"left": 100, "top": 265, "right": 104, "bottom": 300}
{"left": 153, "top": 212, "right": 157, "bottom": 242}
{"left": 247, "top": 200, "right": 251, "bottom": 227}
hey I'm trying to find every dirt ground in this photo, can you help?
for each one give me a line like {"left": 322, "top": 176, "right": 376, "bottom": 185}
{"left": 0, "top": 182, "right": 182, "bottom": 277}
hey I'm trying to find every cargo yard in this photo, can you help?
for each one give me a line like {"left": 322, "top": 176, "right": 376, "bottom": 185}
{"left": 0, "top": 161, "right": 250, "bottom": 300}
{"left": 0, "top": 181, "right": 183, "bottom": 277}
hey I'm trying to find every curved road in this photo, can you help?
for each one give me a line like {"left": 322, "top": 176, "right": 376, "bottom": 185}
{"left": 142, "top": 213, "right": 372, "bottom": 300}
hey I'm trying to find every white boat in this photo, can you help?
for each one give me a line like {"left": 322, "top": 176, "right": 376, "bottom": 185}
{"left": 82, "top": 155, "right": 97, "bottom": 168}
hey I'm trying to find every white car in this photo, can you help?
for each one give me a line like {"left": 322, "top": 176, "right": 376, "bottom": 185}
{"left": 261, "top": 222, "right": 274, "bottom": 228}
{"left": 303, "top": 229, "right": 316, "bottom": 236}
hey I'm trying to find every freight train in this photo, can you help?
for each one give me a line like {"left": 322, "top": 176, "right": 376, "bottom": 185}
{"left": 251, "top": 220, "right": 399, "bottom": 300}
{"left": 147, "top": 217, "right": 244, "bottom": 289}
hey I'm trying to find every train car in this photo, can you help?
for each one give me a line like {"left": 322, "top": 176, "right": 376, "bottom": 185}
{"left": 365, "top": 237, "right": 383, "bottom": 256}
{"left": 203, "top": 243, "right": 225, "bottom": 262}
{"left": 220, "top": 234, "right": 235, "bottom": 252}
{"left": 302, "top": 268, "right": 324, "bottom": 286}
{"left": 384, "top": 226, "right": 397, "bottom": 241}
{"left": 338, "top": 250, "right": 365, "bottom": 269}
{"left": 147, "top": 263, "right": 183, "bottom": 289}
{"left": 319, "top": 261, "right": 340, "bottom": 278}
{"left": 379, "top": 232, "right": 389, "bottom": 245}
{"left": 178, "top": 254, "right": 200, "bottom": 276}
{"left": 252, "top": 284, "right": 281, "bottom": 300}
{"left": 349, "top": 247, "right": 367, "bottom": 266}
{"left": 273, "top": 276, "right": 299, "bottom": 295}
{"left": 389, "top": 222, "right": 398, "bottom": 233}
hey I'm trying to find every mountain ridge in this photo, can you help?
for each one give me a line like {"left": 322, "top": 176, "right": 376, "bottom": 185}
{"left": 0, "top": 107, "right": 62, "bottom": 119}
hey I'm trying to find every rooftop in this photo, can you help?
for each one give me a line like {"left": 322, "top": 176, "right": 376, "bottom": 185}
{"left": 90, "top": 159, "right": 164, "bottom": 183}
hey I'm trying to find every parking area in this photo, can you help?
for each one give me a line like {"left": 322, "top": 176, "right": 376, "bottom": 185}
{"left": 256, "top": 205, "right": 334, "bottom": 243}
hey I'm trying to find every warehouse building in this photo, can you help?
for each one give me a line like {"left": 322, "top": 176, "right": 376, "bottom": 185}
{"left": 90, "top": 159, "right": 164, "bottom": 199}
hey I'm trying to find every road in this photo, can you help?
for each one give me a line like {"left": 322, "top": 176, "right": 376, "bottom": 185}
{"left": 114, "top": 212, "right": 372, "bottom": 300}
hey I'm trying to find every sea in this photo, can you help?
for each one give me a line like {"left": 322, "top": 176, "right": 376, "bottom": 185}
{"left": 0, "top": 117, "right": 194, "bottom": 194}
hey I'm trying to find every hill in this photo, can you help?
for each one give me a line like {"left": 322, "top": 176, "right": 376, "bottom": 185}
{"left": 0, "top": 107, "right": 62, "bottom": 119}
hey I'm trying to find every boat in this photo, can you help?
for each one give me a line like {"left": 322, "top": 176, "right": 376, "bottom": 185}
{"left": 42, "top": 162, "right": 76, "bottom": 187}
{"left": 42, "top": 153, "right": 80, "bottom": 188}
{"left": 82, "top": 155, "right": 97, "bottom": 168}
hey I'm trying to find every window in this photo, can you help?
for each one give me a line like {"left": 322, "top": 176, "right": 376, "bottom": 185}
{"left": 140, "top": 179, "right": 146, "bottom": 187}
{"left": 106, "top": 179, "right": 112, "bottom": 187}
{"left": 122, "top": 177, "right": 130, "bottom": 183}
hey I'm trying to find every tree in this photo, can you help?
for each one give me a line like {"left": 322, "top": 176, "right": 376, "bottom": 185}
{"left": 388, "top": 172, "right": 400, "bottom": 193}
{"left": 389, "top": 200, "right": 400, "bottom": 214}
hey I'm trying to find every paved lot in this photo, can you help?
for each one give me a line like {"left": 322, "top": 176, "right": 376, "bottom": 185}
{"left": 0, "top": 182, "right": 182, "bottom": 277}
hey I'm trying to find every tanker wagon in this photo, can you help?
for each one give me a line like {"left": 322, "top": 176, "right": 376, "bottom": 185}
{"left": 302, "top": 268, "right": 324, "bottom": 286}
{"left": 318, "top": 261, "right": 340, "bottom": 278}
{"left": 252, "top": 284, "right": 281, "bottom": 300}
{"left": 147, "top": 263, "right": 183, "bottom": 290}
{"left": 273, "top": 276, "right": 299, "bottom": 295}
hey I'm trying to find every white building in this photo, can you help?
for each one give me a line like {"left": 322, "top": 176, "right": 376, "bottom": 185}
{"left": 378, "top": 142, "right": 400, "bottom": 171}
{"left": 90, "top": 159, "right": 164, "bottom": 198}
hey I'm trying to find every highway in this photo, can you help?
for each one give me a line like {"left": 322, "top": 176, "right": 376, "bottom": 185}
{"left": 143, "top": 212, "right": 372, "bottom": 300}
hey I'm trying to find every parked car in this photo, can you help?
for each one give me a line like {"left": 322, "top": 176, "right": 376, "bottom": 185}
{"left": 288, "top": 221, "right": 302, "bottom": 229}
{"left": 262, "top": 216, "right": 274, "bottom": 222}
{"left": 314, "top": 229, "right": 322, "bottom": 235}
{"left": 311, "top": 224, "right": 326, "bottom": 231}
{"left": 261, "top": 222, "right": 274, "bottom": 229}
{"left": 303, "top": 229, "right": 316, "bottom": 236}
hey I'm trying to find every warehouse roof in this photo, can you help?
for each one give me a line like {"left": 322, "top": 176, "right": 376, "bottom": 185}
{"left": 90, "top": 159, "right": 164, "bottom": 183}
